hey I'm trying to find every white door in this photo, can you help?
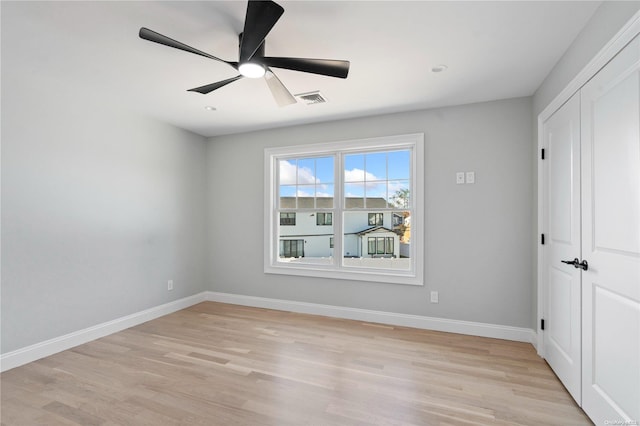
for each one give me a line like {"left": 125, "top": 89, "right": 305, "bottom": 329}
{"left": 543, "top": 92, "right": 582, "bottom": 404}
{"left": 580, "top": 34, "right": 640, "bottom": 424}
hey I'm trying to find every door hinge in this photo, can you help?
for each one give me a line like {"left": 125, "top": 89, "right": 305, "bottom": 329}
{"left": 541, "top": 234, "right": 545, "bottom": 245}
{"left": 541, "top": 148, "right": 545, "bottom": 160}
{"left": 541, "top": 319, "right": 545, "bottom": 330}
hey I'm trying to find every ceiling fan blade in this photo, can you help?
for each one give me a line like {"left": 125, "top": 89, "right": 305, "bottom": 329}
{"left": 140, "top": 27, "right": 234, "bottom": 67}
{"left": 239, "top": 0, "right": 284, "bottom": 62}
{"left": 263, "top": 57, "right": 350, "bottom": 79}
{"left": 187, "top": 75, "right": 243, "bottom": 94}
{"left": 265, "top": 69, "right": 296, "bottom": 107}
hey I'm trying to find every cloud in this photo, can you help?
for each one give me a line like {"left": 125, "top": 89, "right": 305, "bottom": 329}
{"left": 344, "top": 168, "right": 378, "bottom": 183}
{"left": 296, "top": 189, "right": 313, "bottom": 197}
{"left": 279, "top": 160, "right": 318, "bottom": 185}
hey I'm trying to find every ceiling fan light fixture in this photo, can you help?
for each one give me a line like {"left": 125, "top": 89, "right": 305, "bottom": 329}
{"left": 239, "top": 62, "right": 266, "bottom": 78}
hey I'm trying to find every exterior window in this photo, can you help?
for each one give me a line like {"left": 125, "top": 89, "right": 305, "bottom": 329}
{"left": 317, "top": 212, "right": 332, "bottom": 225}
{"left": 368, "top": 237, "right": 394, "bottom": 255}
{"left": 280, "top": 212, "right": 296, "bottom": 226}
{"left": 368, "top": 213, "right": 383, "bottom": 226}
{"left": 280, "top": 239, "right": 304, "bottom": 258}
{"left": 265, "top": 133, "right": 424, "bottom": 285}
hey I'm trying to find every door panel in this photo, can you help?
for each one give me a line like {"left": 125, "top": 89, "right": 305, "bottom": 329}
{"left": 581, "top": 34, "right": 640, "bottom": 424}
{"left": 548, "top": 268, "right": 575, "bottom": 358}
{"left": 543, "top": 92, "right": 582, "bottom": 404}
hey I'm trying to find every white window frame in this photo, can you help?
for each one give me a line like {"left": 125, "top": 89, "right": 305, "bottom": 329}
{"left": 264, "top": 133, "right": 424, "bottom": 286}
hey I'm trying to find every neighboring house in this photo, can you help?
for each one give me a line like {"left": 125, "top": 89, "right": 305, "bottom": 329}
{"left": 279, "top": 197, "right": 408, "bottom": 258}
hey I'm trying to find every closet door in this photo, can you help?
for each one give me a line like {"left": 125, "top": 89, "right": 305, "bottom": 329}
{"left": 542, "top": 92, "right": 582, "bottom": 404}
{"left": 580, "top": 35, "right": 640, "bottom": 424}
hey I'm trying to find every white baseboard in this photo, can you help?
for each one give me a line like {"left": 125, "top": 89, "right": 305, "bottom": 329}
{"left": 0, "top": 292, "right": 207, "bottom": 372}
{"left": 1, "top": 291, "right": 537, "bottom": 373}
{"left": 204, "top": 291, "right": 537, "bottom": 345}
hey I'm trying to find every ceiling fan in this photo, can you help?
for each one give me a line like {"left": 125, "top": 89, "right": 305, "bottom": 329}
{"left": 139, "top": 0, "right": 350, "bottom": 107}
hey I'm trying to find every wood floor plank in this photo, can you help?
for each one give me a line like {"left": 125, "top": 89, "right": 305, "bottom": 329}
{"left": 1, "top": 302, "right": 591, "bottom": 425}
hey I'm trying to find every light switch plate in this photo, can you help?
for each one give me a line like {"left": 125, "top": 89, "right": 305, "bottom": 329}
{"left": 466, "top": 171, "right": 475, "bottom": 184}
{"left": 456, "top": 172, "right": 465, "bottom": 184}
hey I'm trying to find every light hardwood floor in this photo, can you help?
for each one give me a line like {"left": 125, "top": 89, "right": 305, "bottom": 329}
{"left": 1, "top": 302, "right": 591, "bottom": 425}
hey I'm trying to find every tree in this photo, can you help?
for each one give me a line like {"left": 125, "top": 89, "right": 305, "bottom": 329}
{"left": 391, "top": 188, "right": 410, "bottom": 209}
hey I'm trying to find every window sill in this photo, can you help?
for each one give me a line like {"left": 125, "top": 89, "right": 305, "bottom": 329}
{"left": 264, "top": 263, "right": 424, "bottom": 286}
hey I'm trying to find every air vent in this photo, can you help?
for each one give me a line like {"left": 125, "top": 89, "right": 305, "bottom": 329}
{"left": 295, "top": 91, "right": 327, "bottom": 105}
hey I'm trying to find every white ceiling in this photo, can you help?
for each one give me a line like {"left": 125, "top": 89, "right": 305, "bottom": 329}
{"left": 3, "top": 1, "right": 601, "bottom": 137}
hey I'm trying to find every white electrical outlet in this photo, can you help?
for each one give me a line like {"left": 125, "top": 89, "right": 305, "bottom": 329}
{"left": 456, "top": 172, "right": 465, "bottom": 184}
{"left": 466, "top": 171, "right": 475, "bottom": 184}
{"left": 430, "top": 291, "right": 439, "bottom": 303}
{"left": 168, "top": 280, "right": 174, "bottom": 291}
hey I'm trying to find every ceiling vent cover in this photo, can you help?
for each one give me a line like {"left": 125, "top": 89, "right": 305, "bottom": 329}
{"left": 295, "top": 91, "right": 327, "bottom": 105}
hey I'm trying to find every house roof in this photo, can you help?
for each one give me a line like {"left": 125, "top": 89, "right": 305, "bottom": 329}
{"left": 355, "top": 226, "right": 396, "bottom": 236}
{"left": 280, "top": 197, "right": 392, "bottom": 209}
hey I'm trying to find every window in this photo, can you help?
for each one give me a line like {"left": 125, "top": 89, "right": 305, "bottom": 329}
{"left": 265, "top": 133, "right": 424, "bottom": 285}
{"left": 280, "top": 212, "right": 296, "bottom": 226}
{"left": 317, "top": 212, "right": 332, "bottom": 226}
{"left": 280, "top": 240, "right": 304, "bottom": 258}
{"left": 367, "top": 237, "right": 394, "bottom": 255}
{"left": 368, "top": 213, "right": 383, "bottom": 227}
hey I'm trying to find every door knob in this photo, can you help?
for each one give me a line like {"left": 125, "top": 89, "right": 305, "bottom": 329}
{"left": 561, "top": 258, "right": 580, "bottom": 267}
{"left": 561, "top": 258, "right": 588, "bottom": 271}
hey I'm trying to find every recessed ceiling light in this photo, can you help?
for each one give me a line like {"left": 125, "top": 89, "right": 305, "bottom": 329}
{"left": 431, "top": 64, "right": 448, "bottom": 73}
{"left": 204, "top": 106, "right": 217, "bottom": 111}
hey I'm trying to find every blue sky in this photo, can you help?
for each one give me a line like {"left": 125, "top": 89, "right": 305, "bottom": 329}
{"left": 279, "top": 150, "right": 410, "bottom": 206}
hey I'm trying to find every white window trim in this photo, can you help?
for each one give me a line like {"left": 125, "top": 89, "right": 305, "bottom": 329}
{"left": 264, "top": 133, "right": 424, "bottom": 286}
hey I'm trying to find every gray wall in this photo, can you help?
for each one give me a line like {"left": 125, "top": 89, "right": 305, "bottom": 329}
{"left": 1, "top": 46, "right": 208, "bottom": 353}
{"left": 533, "top": 1, "right": 640, "bottom": 116}
{"left": 206, "top": 97, "right": 533, "bottom": 329}
{"left": 530, "top": 1, "right": 640, "bottom": 325}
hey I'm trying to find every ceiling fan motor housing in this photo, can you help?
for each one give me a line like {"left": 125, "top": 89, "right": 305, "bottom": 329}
{"left": 238, "top": 33, "right": 266, "bottom": 78}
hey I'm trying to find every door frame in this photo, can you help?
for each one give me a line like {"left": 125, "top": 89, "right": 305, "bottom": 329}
{"left": 536, "top": 10, "right": 640, "bottom": 356}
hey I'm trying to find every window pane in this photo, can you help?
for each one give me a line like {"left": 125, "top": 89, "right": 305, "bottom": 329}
{"left": 345, "top": 183, "right": 365, "bottom": 208}
{"left": 315, "top": 157, "right": 334, "bottom": 184}
{"left": 386, "top": 237, "right": 394, "bottom": 254}
{"left": 297, "top": 185, "right": 315, "bottom": 208}
{"left": 317, "top": 196, "right": 333, "bottom": 208}
{"left": 279, "top": 159, "right": 298, "bottom": 185}
{"left": 317, "top": 183, "right": 334, "bottom": 208}
{"left": 366, "top": 183, "right": 389, "bottom": 208}
{"left": 279, "top": 239, "right": 305, "bottom": 258}
{"left": 344, "top": 154, "right": 364, "bottom": 182}
{"left": 365, "top": 152, "right": 387, "bottom": 181}
{"left": 280, "top": 212, "right": 296, "bottom": 225}
{"left": 297, "top": 158, "right": 316, "bottom": 185}
{"left": 279, "top": 185, "right": 297, "bottom": 208}
{"left": 316, "top": 212, "right": 333, "bottom": 226}
{"left": 345, "top": 151, "right": 410, "bottom": 211}
{"left": 278, "top": 156, "right": 335, "bottom": 209}
{"left": 278, "top": 214, "right": 332, "bottom": 265}
{"left": 388, "top": 150, "right": 410, "bottom": 180}
{"left": 368, "top": 213, "right": 383, "bottom": 226}
{"left": 368, "top": 238, "right": 375, "bottom": 254}
{"left": 342, "top": 210, "right": 410, "bottom": 271}
{"left": 389, "top": 181, "right": 410, "bottom": 208}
